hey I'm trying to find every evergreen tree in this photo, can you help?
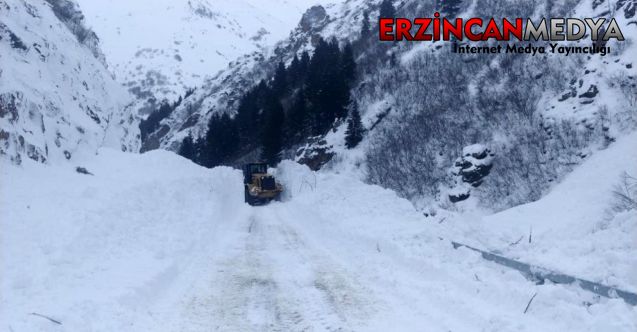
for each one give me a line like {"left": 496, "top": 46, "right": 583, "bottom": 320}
{"left": 261, "top": 97, "right": 285, "bottom": 165}
{"left": 193, "top": 137, "right": 205, "bottom": 164}
{"left": 287, "top": 89, "right": 309, "bottom": 144}
{"left": 219, "top": 113, "right": 239, "bottom": 162}
{"left": 345, "top": 100, "right": 364, "bottom": 149}
{"left": 201, "top": 113, "right": 239, "bottom": 168}
{"left": 333, "top": 40, "right": 356, "bottom": 119}
{"left": 235, "top": 81, "right": 270, "bottom": 148}
{"left": 174, "top": 95, "right": 183, "bottom": 108}
{"left": 379, "top": 0, "right": 395, "bottom": 18}
{"left": 299, "top": 51, "right": 310, "bottom": 77}
{"left": 214, "top": 37, "right": 358, "bottom": 163}
{"left": 304, "top": 38, "right": 357, "bottom": 135}
{"left": 272, "top": 61, "right": 287, "bottom": 97}
{"left": 305, "top": 38, "right": 329, "bottom": 134}
{"left": 341, "top": 43, "right": 356, "bottom": 85}
{"left": 288, "top": 55, "right": 300, "bottom": 84}
{"left": 178, "top": 134, "right": 195, "bottom": 160}
{"left": 235, "top": 89, "right": 258, "bottom": 143}
{"left": 361, "top": 11, "right": 371, "bottom": 38}
{"left": 184, "top": 87, "right": 196, "bottom": 98}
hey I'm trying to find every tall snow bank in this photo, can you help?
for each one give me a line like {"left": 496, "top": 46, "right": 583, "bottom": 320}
{"left": 0, "top": 150, "right": 248, "bottom": 331}
{"left": 271, "top": 159, "right": 637, "bottom": 331}
{"left": 272, "top": 160, "right": 318, "bottom": 201}
{"left": 274, "top": 159, "right": 437, "bottom": 241}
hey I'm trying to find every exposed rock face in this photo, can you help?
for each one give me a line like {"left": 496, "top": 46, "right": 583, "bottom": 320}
{"left": 44, "top": 0, "right": 106, "bottom": 63}
{"left": 449, "top": 190, "right": 470, "bottom": 203}
{"left": 300, "top": 6, "right": 328, "bottom": 32}
{"left": 296, "top": 137, "right": 335, "bottom": 171}
{"left": 0, "top": 0, "right": 137, "bottom": 164}
{"left": 453, "top": 144, "right": 495, "bottom": 188}
{"left": 579, "top": 85, "right": 599, "bottom": 99}
{"left": 448, "top": 144, "right": 495, "bottom": 203}
{"left": 140, "top": 124, "right": 171, "bottom": 153}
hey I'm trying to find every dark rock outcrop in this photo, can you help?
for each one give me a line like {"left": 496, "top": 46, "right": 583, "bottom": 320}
{"left": 448, "top": 144, "right": 495, "bottom": 203}
{"left": 452, "top": 144, "right": 495, "bottom": 188}
{"left": 579, "top": 85, "right": 599, "bottom": 99}
{"left": 300, "top": 6, "right": 328, "bottom": 32}
{"left": 296, "top": 137, "right": 334, "bottom": 171}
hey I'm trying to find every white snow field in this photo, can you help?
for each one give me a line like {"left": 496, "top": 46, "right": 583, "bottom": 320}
{"left": 2, "top": 150, "right": 636, "bottom": 331}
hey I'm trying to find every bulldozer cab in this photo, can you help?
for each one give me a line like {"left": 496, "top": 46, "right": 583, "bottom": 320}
{"left": 243, "top": 163, "right": 268, "bottom": 184}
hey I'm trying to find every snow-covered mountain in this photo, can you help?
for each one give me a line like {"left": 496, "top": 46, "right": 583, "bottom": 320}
{"left": 0, "top": 0, "right": 138, "bottom": 164}
{"left": 144, "top": 0, "right": 636, "bottom": 211}
{"left": 75, "top": 0, "right": 340, "bottom": 114}
{"left": 136, "top": 2, "right": 346, "bottom": 151}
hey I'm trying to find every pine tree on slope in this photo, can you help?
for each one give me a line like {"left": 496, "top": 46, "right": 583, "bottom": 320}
{"left": 178, "top": 134, "right": 195, "bottom": 160}
{"left": 345, "top": 100, "right": 364, "bottom": 149}
{"left": 201, "top": 113, "right": 239, "bottom": 168}
{"left": 261, "top": 97, "right": 285, "bottom": 165}
{"left": 272, "top": 61, "right": 287, "bottom": 97}
{"left": 287, "top": 89, "right": 309, "bottom": 144}
{"left": 341, "top": 42, "right": 356, "bottom": 86}
{"left": 288, "top": 55, "right": 301, "bottom": 84}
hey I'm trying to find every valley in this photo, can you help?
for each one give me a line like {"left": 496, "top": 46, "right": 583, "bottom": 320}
{"left": 1, "top": 0, "right": 636, "bottom": 330}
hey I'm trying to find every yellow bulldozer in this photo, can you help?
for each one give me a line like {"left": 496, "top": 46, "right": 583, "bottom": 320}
{"left": 243, "top": 163, "right": 283, "bottom": 206}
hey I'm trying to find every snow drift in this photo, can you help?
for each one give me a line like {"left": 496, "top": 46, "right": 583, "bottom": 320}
{"left": 2, "top": 152, "right": 635, "bottom": 331}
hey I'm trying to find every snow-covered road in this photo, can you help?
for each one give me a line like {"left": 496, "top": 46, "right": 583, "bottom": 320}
{"left": 1, "top": 151, "right": 635, "bottom": 331}
{"left": 186, "top": 206, "right": 378, "bottom": 331}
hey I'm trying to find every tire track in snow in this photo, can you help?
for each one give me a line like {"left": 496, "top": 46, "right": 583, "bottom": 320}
{"left": 195, "top": 214, "right": 283, "bottom": 331}
{"left": 271, "top": 209, "right": 378, "bottom": 329}
{"left": 180, "top": 205, "right": 377, "bottom": 331}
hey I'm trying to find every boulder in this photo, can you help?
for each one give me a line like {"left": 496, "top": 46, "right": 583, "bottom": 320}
{"left": 452, "top": 144, "right": 495, "bottom": 188}
{"left": 579, "top": 84, "right": 599, "bottom": 99}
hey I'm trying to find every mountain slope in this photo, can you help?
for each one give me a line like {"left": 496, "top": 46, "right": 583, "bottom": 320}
{"left": 0, "top": 0, "right": 137, "bottom": 164}
{"left": 75, "top": 0, "right": 340, "bottom": 113}
{"left": 362, "top": 0, "right": 637, "bottom": 211}
{"left": 137, "top": 1, "right": 355, "bottom": 151}
{"left": 140, "top": 0, "right": 636, "bottom": 213}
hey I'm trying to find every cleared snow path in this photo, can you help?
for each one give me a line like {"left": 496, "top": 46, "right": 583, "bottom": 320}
{"left": 2, "top": 152, "right": 635, "bottom": 331}
{"left": 182, "top": 207, "right": 377, "bottom": 331}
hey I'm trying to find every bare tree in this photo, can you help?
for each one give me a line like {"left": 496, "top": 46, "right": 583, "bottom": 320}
{"left": 611, "top": 172, "right": 637, "bottom": 213}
